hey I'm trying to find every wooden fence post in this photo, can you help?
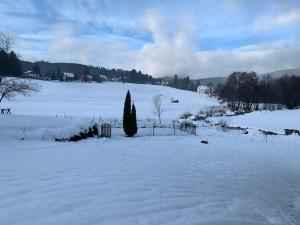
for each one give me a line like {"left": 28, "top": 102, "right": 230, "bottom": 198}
{"left": 153, "top": 120, "right": 155, "bottom": 136}
{"left": 173, "top": 120, "right": 175, "bottom": 136}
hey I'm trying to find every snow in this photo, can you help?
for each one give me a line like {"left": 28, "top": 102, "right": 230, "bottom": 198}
{"left": 1, "top": 131, "right": 300, "bottom": 225}
{"left": 1, "top": 81, "right": 300, "bottom": 225}
{"left": 2, "top": 81, "right": 219, "bottom": 119}
{"left": 0, "top": 114, "right": 93, "bottom": 141}
{"left": 210, "top": 109, "right": 300, "bottom": 134}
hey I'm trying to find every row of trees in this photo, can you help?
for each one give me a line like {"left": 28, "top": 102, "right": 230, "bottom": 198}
{"left": 169, "top": 75, "right": 199, "bottom": 92}
{"left": 25, "top": 61, "right": 155, "bottom": 84}
{"left": 216, "top": 71, "right": 300, "bottom": 110}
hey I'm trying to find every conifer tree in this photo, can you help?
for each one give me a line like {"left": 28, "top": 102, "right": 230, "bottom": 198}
{"left": 123, "top": 91, "right": 138, "bottom": 137}
{"left": 130, "top": 103, "right": 137, "bottom": 136}
{"left": 32, "top": 63, "right": 40, "bottom": 75}
{"left": 8, "top": 51, "right": 22, "bottom": 76}
{"left": 123, "top": 90, "right": 132, "bottom": 136}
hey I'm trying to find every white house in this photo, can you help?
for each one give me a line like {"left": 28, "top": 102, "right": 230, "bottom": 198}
{"left": 23, "top": 70, "right": 39, "bottom": 79}
{"left": 197, "top": 85, "right": 209, "bottom": 94}
{"left": 63, "top": 72, "right": 75, "bottom": 81}
{"left": 98, "top": 75, "right": 107, "bottom": 80}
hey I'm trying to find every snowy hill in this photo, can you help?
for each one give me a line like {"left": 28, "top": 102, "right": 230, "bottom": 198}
{"left": 2, "top": 81, "right": 219, "bottom": 119}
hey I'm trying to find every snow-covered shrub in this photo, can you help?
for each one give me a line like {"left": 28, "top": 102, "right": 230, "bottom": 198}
{"left": 195, "top": 112, "right": 207, "bottom": 120}
{"left": 218, "top": 119, "right": 229, "bottom": 132}
{"left": 207, "top": 106, "right": 226, "bottom": 116}
{"left": 55, "top": 123, "right": 99, "bottom": 142}
{"left": 179, "top": 121, "right": 197, "bottom": 135}
{"left": 180, "top": 111, "right": 193, "bottom": 119}
{"left": 195, "top": 106, "right": 227, "bottom": 120}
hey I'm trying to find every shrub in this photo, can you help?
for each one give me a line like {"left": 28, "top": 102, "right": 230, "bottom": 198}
{"left": 218, "top": 119, "right": 229, "bottom": 132}
{"left": 92, "top": 124, "right": 99, "bottom": 136}
{"left": 180, "top": 111, "right": 193, "bottom": 119}
{"left": 87, "top": 127, "right": 94, "bottom": 137}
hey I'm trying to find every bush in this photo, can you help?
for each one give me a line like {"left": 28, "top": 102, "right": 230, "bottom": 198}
{"left": 195, "top": 106, "right": 227, "bottom": 120}
{"left": 92, "top": 124, "right": 99, "bottom": 136}
{"left": 180, "top": 111, "right": 193, "bottom": 119}
{"left": 218, "top": 119, "right": 229, "bottom": 132}
{"left": 87, "top": 127, "right": 94, "bottom": 137}
{"left": 55, "top": 123, "right": 100, "bottom": 142}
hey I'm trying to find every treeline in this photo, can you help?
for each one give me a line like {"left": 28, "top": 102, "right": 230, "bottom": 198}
{"left": 216, "top": 71, "right": 300, "bottom": 110}
{"left": 22, "top": 61, "right": 155, "bottom": 84}
{"left": 120, "top": 69, "right": 154, "bottom": 84}
{"left": 0, "top": 49, "right": 22, "bottom": 76}
{"left": 168, "top": 75, "right": 200, "bottom": 92}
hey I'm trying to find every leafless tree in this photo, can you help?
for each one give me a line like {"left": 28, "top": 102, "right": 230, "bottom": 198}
{"left": 0, "top": 31, "right": 39, "bottom": 103}
{"left": 0, "top": 76, "right": 40, "bottom": 103}
{"left": 152, "top": 94, "right": 163, "bottom": 123}
{"left": 0, "top": 32, "right": 13, "bottom": 53}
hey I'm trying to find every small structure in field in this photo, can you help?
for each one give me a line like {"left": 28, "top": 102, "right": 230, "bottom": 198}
{"left": 80, "top": 74, "right": 93, "bottom": 82}
{"left": 63, "top": 72, "right": 75, "bottom": 81}
{"left": 1, "top": 108, "right": 11, "bottom": 114}
{"left": 101, "top": 123, "right": 112, "bottom": 138}
{"left": 98, "top": 75, "right": 107, "bottom": 81}
{"left": 197, "top": 85, "right": 209, "bottom": 94}
{"left": 171, "top": 98, "right": 179, "bottom": 103}
{"left": 23, "top": 70, "right": 40, "bottom": 79}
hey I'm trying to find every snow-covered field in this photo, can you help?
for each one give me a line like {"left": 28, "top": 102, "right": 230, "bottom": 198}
{"left": 224, "top": 109, "right": 300, "bottom": 134}
{"left": 1, "top": 81, "right": 300, "bottom": 225}
{"left": 214, "top": 110, "right": 300, "bottom": 134}
{"left": 1, "top": 131, "right": 300, "bottom": 225}
{"left": 2, "top": 80, "right": 219, "bottom": 119}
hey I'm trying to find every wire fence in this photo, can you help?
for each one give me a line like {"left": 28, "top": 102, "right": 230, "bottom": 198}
{"left": 97, "top": 117, "right": 197, "bottom": 137}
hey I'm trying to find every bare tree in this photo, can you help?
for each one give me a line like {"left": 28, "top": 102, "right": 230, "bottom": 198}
{"left": 0, "top": 32, "right": 13, "bottom": 53}
{"left": 0, "top": 31, "right": 39, "bottom": 103}
{"left": 152, "top": 94, "right": 164, "bottom": 123}
{"left": 0, "top": 76, "right": 40, "bottom": 103}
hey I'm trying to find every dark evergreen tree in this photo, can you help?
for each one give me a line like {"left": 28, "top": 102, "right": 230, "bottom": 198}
{"left": 123, "top": 90, "right": 132, "bottom": 136}
{"left": 123, "top": 91, "right": 138, "bottom": 137}
{"left": 8, "top": 51, "right": 22, "bottom": 76}
{"left": 173, "top": 75, "right": 178, "bottom": 87}
{"left": 130, "top": 103, "right": 137, "bottom": 136}
{"left": 51, "top": 70, "right": 56, "bottom": 80}
{"left": 0, "top": 49, "right": 8, "bottom": 76}
{"left": 0, "top": 50, "right": 22, "bottom": 77}
{"left": 32, "top": 63, "right": 40, "bottom": 75}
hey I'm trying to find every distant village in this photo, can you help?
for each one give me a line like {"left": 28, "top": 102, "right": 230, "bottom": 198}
{"left": 22, "top": 62, "right": 215, "bottom": 95}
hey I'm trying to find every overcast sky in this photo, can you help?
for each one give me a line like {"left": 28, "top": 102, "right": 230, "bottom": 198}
{"left": 1, "top": 0, "right": 300, "bottom": 78}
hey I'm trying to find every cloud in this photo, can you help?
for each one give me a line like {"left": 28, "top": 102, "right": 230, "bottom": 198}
{"left": 253, "top": 9, "right": 300, "bottom": 32}
{"left": 2, "top": 0, "right": 300, "bottom": 78}
{"left": 128, "top": 10, "right": 300, "bottom": 77}
{"left": 129, "top": 10, "right": 199, "bottom": 76}
{"left": 43, "top": 24, "right": 130, "bottom": 68}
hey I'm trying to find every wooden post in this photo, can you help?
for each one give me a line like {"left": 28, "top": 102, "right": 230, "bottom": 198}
{"left": 173, "top": 120, "right": 175, "bottom": 136}
{"left": 153, "top": 120, "right": 155, "bottom": 136}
